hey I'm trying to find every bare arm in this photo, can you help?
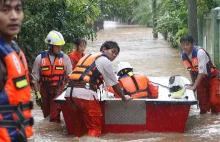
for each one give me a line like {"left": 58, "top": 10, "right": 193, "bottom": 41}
{"left": 186, "top": 73, "right": 205, "bottom": 90}
{"left": 31, "top": 55, "right": 41, "bottom": 92}
{"left": 112, "top": 83, "right": 132, "bottom": 101}
{"left": 30, "top": 73, "right": 40, "bottom": 92}
{"left": 189, "top": 70, "right": 195, "bottom": 84}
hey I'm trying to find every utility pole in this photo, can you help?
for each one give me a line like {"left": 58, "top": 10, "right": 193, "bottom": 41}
{"left": 188, "top": 0, "right": 198, "bottom": 45}
{"left": 152, "top": 0, "right": 158, "bottom": 38}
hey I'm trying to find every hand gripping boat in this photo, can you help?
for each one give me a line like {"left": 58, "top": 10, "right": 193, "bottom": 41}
{"left": 54, "top": 76, "right": 197, "bottom": 136}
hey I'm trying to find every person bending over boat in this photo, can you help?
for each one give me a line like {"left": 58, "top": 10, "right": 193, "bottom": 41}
{"left": 65, "top": 41, "right": 132, "bottom": 137}
{"left": 108, "top": 62, "right": 158, "bottom": 99}
{"left": 180, "top": 35, "right": 220, "bottom": 114}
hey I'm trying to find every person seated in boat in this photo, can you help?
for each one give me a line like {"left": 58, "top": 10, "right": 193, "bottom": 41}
{"left": 108, "top": 62, "right": 159, "bottom": 99}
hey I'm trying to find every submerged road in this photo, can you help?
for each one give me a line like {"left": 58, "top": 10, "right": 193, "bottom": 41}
{"left": 30, "top": 22, "right": 220, "bottom": 142}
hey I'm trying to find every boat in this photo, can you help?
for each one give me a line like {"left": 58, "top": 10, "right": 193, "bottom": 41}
{"left": 54, "top": 76, "right": 197, "bottom": 136}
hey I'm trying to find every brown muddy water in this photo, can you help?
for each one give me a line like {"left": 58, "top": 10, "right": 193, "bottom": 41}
{"left": 29, "top": 22, "right": 220, "bottom": 142}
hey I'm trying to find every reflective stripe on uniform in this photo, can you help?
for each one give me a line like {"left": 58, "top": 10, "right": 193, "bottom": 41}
{"left": 41, "top": 67, "right": 50, "bottom": 71}
{"left": 55, "top": 66, "right": 64, "bottom": 70}
{"left": 15, "top": 79, "right": 28, "bottom": 89}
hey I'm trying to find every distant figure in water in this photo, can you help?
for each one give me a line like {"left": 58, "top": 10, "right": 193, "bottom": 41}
{"left": 68, "top": 38, "right": 87, "bottom": 70}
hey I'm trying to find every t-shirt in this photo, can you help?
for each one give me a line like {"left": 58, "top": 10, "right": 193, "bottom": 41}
{"left": 184, "top": 49, "right": 209, "bottom": 75}
{"left": 32, "top": 51, "right": 72, "bottom": 81}
{"left": 95, "top": 56, "right": 118, "bottom": 87}
{"left": 197, "top": 49, "right": 209, "bottom": 74}
{"left": 65, "top": 55, "right": 118, "bottom": 100}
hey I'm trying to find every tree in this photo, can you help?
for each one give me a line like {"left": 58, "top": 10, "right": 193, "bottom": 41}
{"left": 131, "top": 0, "right": 152, "bottom": 26}
{"left": 188, "top": 0, "right": 198, "bottom": 45}
{"left": 152, "top": 0, "right": 158, "bottom": 38}
{"left": 99, "top": 0, "right": 138, "bottom": 24}
{"left": 17, "top": 0, "right": 101, "bottom": 68}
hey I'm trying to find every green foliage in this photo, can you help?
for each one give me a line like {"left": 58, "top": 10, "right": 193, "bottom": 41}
{"left": 101, "top": 0, "right": 138, "bottom": 23}
{"left": 155, "top": 0, "right": 219, "bottom": 48}
{"left": 17, "top": 0, "right": 100, "bottom": 68}
{"left": 131, "top": 0, "right": 152, "bottom": 26}
{"left": 155, "top": 0, "right": 187, "bottom": 47}
{"left": 175, "top": 27, "right": 188, "bottom": 45}
{"left": 197, "top": 0, "right": 219, "bottom": 16}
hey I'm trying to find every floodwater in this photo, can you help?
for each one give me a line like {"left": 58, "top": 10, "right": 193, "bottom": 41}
{"left": 29, "top": 21, "right": 220, "bottom": 142}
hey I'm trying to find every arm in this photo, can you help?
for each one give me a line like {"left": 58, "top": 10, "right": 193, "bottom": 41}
{"left": 112, "top": 83, "right": 131, "bottom": 101}
{"left": 186, "top": 49, "right": 208, "bottom": 90}
{"left": 95, "top": 57, "right": 132, "bottom": 102}
{"left": 189, "top": 70, "right": 195, "bottom": 84}
{"left": 64, "top": 54, "right": 72, "bottom": 85}
{"left": 31, "top": 55, "right": 41, "bottom": 92}
{"left": 186, "top": 73, "right": 205, "bottom": 90}
{"left": 30, "top": 73, "right": 40, "bottom": 92}
{"left": 64, "top": 54, "right": 73, "bottom": 76}
{"left": 31, "top": 55, "right": 42, "bottom": 107}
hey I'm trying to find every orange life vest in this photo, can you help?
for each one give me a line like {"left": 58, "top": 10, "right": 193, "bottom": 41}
{"left": 68, "top": 50, "right": 85, "bottom": 70}
{"left": 0, "top": 39, "right": 33, "bottom": 142}
{"left": 119, "top": 74, "right": 150, "bottom": 98}
{"left": 40, "top": 51, "right": 65, "bottom": 87}
{"left": 69, "top": 52, "right": 105, "bottom": 91}
{"left": 182, "top": 46, "right": 219, "bottom": 78}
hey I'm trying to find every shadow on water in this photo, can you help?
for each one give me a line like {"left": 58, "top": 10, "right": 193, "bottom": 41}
{"left": 30, "top": 21, "right": 220, "bottom": 142}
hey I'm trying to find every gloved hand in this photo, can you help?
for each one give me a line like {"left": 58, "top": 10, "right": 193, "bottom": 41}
{"left": 62, "top": 83, "right": 68, "bottom": 92}
{"left": 35, "top": 91, "right": 42, "bottom": 107}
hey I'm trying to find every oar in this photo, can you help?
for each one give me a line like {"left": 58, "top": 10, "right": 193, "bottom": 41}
{"left": 150, "top": 81, "right": 169, "bottom": 89}
{"left": 150, "top": 81, "right": 190, "bottom": 100}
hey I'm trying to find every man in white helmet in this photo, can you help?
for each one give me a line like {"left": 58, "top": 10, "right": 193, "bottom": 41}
{"left": 109, "top": 62, "right": 159, "bottom": 99}
{"left": 32, "top": 30, "right": 72, "bottom": 123}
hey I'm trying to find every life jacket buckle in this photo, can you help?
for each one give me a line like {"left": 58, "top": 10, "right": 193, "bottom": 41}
{"left": 85, "top": 83, "right": 90, "bottom": 89}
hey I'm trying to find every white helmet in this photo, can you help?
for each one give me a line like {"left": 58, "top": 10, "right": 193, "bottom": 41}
{"left": 45, "top": 30, "right": 65, "bottom": 46}
{"left": 168, "top": 75, "right": 186, "bottom": 99}
{"left": 116, "top": 62, "right": 133, "bottom": 76}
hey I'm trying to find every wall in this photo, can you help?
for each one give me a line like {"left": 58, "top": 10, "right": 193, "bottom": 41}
{"left": 199, "top": 7, "right": 220, "bottom": 70}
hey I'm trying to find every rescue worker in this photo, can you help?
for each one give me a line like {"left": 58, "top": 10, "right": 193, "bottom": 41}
{"left": 32, "top": 30, "right": 72, "bottom": 123}
{"left": 111, "top": 62, "right": 158, "bottom": 99}
{"left": 68, "top": 38, "right": 87, "bottom": 70}
{"left": 0, "top": 0, "right": 34, "bottom": 141}
{"left": 180, "top": 35, "right": 220, "bottom": 114}
{"left": 65, "top": 41, "right": 132, "bottom": 137}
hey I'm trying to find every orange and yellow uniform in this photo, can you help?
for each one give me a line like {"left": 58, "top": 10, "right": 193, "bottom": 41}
{"left": 39, "top": 51, "right": 66, "bottom": 122}
{"left": 0, "top": 39, "right": 33, "bottom": 142}
{"left": 110, "top": 73, "right": 158, "bottom": 99}
{"left": 67, "top": 52, "right": 107, "bottom": 137}
{"left": 182, "top": 46, "right": 220, "bottom": 113}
